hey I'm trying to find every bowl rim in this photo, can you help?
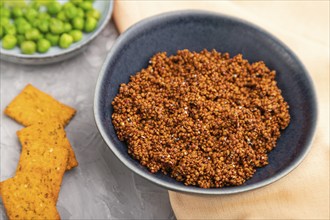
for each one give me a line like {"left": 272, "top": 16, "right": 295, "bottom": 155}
{"left": 0, "top": 0, "right": 113, "bottom": 61}
{"left": 94, "top": 10, "right": 318, "bottom": 195}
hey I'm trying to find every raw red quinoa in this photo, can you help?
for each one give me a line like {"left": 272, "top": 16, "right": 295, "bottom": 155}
{"left": 112, "top": 49, "right": 290, "bottom": 188}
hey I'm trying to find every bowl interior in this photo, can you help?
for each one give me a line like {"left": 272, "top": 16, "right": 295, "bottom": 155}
{"left": 95, "top": 11, "right": 317, "bottom": 194}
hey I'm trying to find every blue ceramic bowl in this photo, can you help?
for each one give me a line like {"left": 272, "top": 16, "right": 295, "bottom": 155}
{"left": 94, "top": 11, "right": 317, "bottom": 194}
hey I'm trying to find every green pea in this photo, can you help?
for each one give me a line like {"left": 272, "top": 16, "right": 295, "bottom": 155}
{"left": 17, "top": 22, "right": 32, "bottom": 34}
{"left": 29, "top": 1, "right": 41, "bottom": 10}
{"left": 0, "top": 7, "right": 11, "bottom": 18}
{"left": 64, "top": 22, "right": 72, "bottom": 32}
{"left": 20, "top": 40, "right": 36, "bottom": 54}
{"left": 0, "top": 26, "right": 4, "bottom": 39}
{"left": 25, "top": 8, "right": 38, "bottom": 22}
{"left": 12, "top": 7, "right": 24, "bottom": 18}
{"left": 16, "top": 34, "right": 25, "bottom": 46}
{"left": 25, "top": 28, "right": 41, "bottom": 41}
{"left": 2, "top": 35, "right": 17, "bottom": 49}
{"left": 79, "top": 1, "right": 93, "bottom": 11}
{"left": 4, "top": 24, "right": 16, "bottom": 35}
{"left": 84, "top": 17, "right": 97, "bottom": 33}
{"left": 38, "top": 20, "right": 49, "bottom": 33}
{"left": 59, "top": 33, "right": 73, "bottom": 48}
{"left": 45, "top": 33, "right": 59, "bottom": 46}
{"left": 31, "top": 19, "right": 41, "bottom": 28}
{"left": 14, "top": 17, "right": 28, "bottom": 26}
{"left": 76, "top": 8, "right": 84, "bottom": 18}
{"left": 38, "top": 12, "right": 51, "bottom": 21}
{"left": 0, "top": 17, "right": 10, "bottom": 27}
{"left": 64, "top": 5, "right": 78, "bottom": 20}
{"left": 86, "top": 9, "right": 101, "bottom": 20}
{"left": 47, "top": 1, "right": 61, "bottom": 15}
{"left": 37, "top": 38, "right": 51, "bottom": 53}
{"left": 49, "top": 18, "right": 64, "bottom": 34}
{"left": 69, "top": 29, "right": 82, "bottom": 42}
{"left": 63, "top": 2, "right": 74, "bottom": 10}
{"left": 70, "top": 0, "right": 83, "bottom": 5}
{"left": 56, "top": 11, "right": 67, "bottom": 21}
{"left": 71, "top": 17, "right": 84, "bottom": 30}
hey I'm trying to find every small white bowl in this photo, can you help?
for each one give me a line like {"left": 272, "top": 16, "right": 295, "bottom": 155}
{"left": 0, "top": 0, "right": 113, "bottom": 65}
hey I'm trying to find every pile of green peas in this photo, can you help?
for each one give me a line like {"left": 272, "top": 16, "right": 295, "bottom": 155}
{"left": 0, "top": 0, "right": 101, "bottom": 54}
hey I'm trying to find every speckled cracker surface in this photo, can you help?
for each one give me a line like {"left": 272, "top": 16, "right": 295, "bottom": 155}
{"left": 16, "top": 138, "right": 69, "bottom": 201}
{"left": 0, "top": 172, "right": 60, "bottom": 220}
{"left": 17, "top": 120, "right": 78, "bottom": 170}
{"left": 4, "top": 84, "right": 76, "bottom": 127}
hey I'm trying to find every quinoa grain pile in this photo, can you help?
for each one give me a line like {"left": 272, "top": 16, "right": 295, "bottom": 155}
{"left": 112, "top": 49, "right": 290, "bottom": 188}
